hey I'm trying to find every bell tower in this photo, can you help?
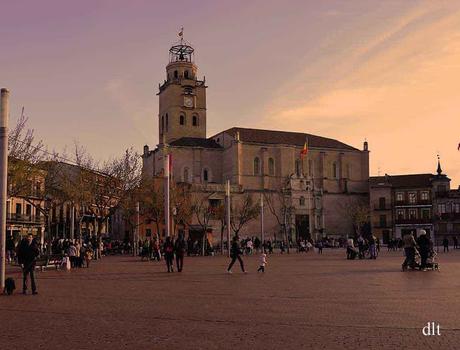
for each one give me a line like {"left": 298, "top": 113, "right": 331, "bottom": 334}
{"left": 157, "top": 35, "right": 207, "bottom": 144}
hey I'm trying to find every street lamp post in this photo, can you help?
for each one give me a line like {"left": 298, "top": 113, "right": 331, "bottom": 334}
{"left": 0, "top": 88, "right": 9, "bottom": 290}
{"left": 260, "top": 193, "right": 264, "bottom": 252}
{"left": 164, "top": 154, "right": 170, "bottom": 238}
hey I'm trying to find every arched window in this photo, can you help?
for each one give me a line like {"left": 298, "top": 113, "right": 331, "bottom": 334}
{"left": 184, "top": 70, "right": 189, "bottom": 79}
{"left": 203, "top": 169, "right": 209, "bottom": 182}
{"left": 183, "top": 167, "right": 189, "bottom": 182}
{"left": 174, "top": 70, "right": 178, "bottom": 79}
{"left": 332, "top": 162, "right": 338, "bottom": 179}
{"left": 165, "top": 113, "right": 169, "bottom": 132}
{"left": 268, "top": 158, "right": 275, "bottom": 176}
{"left": 180, "top": 115, "right": 185, "bottom": 125}
{"left": 161, "top": 115, "right": 164, "bottom": 133}
{"left": 253, "top": 157, "right": 260, "bottom": 175}
{"left": 295, "top": 159, "right": 301, "bottom": 177}
{"left": 192, "top": 115, "right": 198, "bottom": 126}
{"left": 300, "top": 196, "right": 305, "bottom": 206}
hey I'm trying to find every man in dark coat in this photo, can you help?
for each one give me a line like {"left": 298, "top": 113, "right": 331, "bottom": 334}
{"left": 17, "top": 234, "right": 40, "bottom": 295}
{"left": 416, "top": 230, "right": 431, "bottom": 270}
{"left": 227, "top": 236, "right": 246, "bottom": 273}
{"left": 174, "top": 234, "right": 186, "bottom": 272}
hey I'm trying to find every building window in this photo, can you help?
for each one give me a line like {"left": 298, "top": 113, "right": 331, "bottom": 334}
{"left": 397, "top": 209, "right": 404, "bottom": 220}
{"left": 438, "top": 204, "right": 446, "bottom": 214}
{"left": 203, "top": 169, "right": 209, "bottom": 182}
{"left": 379, "top": 197, "right": 386, "bottom": 209}
{"left": 268, "top": 158, "right": 275, "bottom": 176}
{"left": 174, "top": 70, "right": 178, "bottom": 79}
{"left": 295, "top": 160, "right": 301, "bottom": 177}
{"left": 308, "top": 159, "right": 314, "bottom": 177}
{"left": 421, "top": 209, "right": 431, "bottom": 219}
{"left": 453, "top": 204, "right": 460, "bottom": 213}
{"left": 161, "top": 115, "right": 164, "bottom": 133}
{"left": 300, "top": 196, "right": 305, "bottom": 206}
{"left": 409, "top": 209, "right": 417, "bottom": 220}
{"left": 193, "top": 115, "right": 198, "bottom": 126}
{"left": 421, "top": 191, "right": 429, "bottom": 201}
{"left": 180, "top": 115, "right": 185, "bottom": 125}
{"left": 396, "top": 192, "right": 404, "bottom": 202}
{"left": 332, "top": 162, "right": 338, "bottom": 179}
{"left": 183, "top": 167, "right": 189, "bottom": 182}
{"left": 184, "top": 70, "right": 189, "bottom": 79}
{"left": 165, "top": 114, "right": 169, "bottom": 132}
{"left": 379, "top": 215, "right": 387, "bottom": 227}
{"left": 408, "top": 192, "right": 416, "bottom": 204}
{"left": 346, "top": 164, "right": 352, "bottom": 179}
{"left": 253, "top": 157, "right": 260, "bottom": 175}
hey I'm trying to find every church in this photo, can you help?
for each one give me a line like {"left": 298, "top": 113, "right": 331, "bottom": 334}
{"left": 142, "top": 38, "right": 370, "bottom": 242}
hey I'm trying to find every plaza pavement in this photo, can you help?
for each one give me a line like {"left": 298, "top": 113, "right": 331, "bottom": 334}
{"left": 1, "top": 249, "right": 460, "bottom": 350}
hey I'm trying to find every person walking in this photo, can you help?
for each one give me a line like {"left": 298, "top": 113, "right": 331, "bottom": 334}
{"left": 443, "top": 237, "right": 449, "bottom": 253}
{"left": 453, "top": 236, "right": 458, "bottom": 250}
{"left": 17, "top": 234, "right": 40, "bottom": 295}
{"left": 417, "top": 230, "right": 431, "bottom": 270}
{"left": 174, "top": 234, "right": 186, "bottom": 272}
{"left": 402, "top": 232, "right": 418, "bottom": 271}
{"left": 257, "top": 252, "right": 267, "bottom": 272}
{"left": 227, "top": 236, "right": 246, "bottom": 273}
{"left": 317, "top": 240, "right": 323, "bottom": 254}
{"left": 163, "top": 236, "right": 175, "bottom": 272}
{"left": 368, "top": 234, "right": 377, "bottom": 259}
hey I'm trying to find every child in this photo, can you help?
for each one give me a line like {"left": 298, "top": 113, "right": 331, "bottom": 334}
{"left": 257, "top": 253, "right": 267, "bottom": 272}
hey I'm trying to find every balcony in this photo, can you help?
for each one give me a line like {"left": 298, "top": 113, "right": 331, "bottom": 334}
{"left": 394, "top": 218, "right": 432, "bottom": 225}
{"left": 373, "top": 205, "right": 391, "bottom": 211}
{"left": 7, "top": 213, "right": 45, "bottom": 225}
{"left": 435, "top": 213, "right": 460, "bottom": 221}
{"left": 395, "top": 200, "right": 432, "bottom": 207}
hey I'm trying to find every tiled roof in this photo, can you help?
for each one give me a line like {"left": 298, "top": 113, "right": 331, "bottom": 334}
{"left": 370, "top": 174, "right": 434, "bottom": 188}
{"left": 217, "top": 127, "right": 359, "bottom": 151}
{"left": 170, "top": 137, "right": 222, "bottom": 149}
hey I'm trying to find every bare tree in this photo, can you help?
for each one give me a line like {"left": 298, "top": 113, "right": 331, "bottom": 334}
{"left": 340, "top": 196, "right": 370, "bottom": 238}
{"left": 190, "top": 193, "right": 214, "bottom": 256}
{"left": 263, "top": 177, "right": 294, "bottom": 253}
{"left": 230, "top": 193, "right": 259, "bottom": 236}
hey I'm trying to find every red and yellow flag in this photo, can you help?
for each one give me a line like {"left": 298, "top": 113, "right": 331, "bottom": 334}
{"left": 300, "top": 141, "right": 308, "bottom": 158}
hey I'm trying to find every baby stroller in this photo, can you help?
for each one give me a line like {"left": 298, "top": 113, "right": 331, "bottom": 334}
{"left": 425, "top": 250, "right": 439, "bottom": 271}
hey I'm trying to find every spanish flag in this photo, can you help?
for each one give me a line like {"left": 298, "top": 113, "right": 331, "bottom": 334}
{"left": 300, "top": 140, "right": 308, "bottom": 158}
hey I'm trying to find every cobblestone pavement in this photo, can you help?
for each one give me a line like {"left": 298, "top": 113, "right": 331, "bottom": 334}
{"left": 1, "top": 249, "right": 460, "bottom": 350}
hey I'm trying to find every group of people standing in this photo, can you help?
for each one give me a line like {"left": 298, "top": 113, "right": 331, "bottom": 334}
{"left": 346, "top": 234, "right": 379, "bottom": 260}
{"left": 402, "top": 229, "right": 436, "bottom": 271}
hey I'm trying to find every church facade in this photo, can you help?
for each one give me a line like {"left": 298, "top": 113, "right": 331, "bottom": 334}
{"left": 142, "top": 39, "right": 370, "bottom": 242}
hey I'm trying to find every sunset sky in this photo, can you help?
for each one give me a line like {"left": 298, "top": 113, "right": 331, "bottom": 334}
{"left": 1, "top": 0, "right": 459, "bottom": 186}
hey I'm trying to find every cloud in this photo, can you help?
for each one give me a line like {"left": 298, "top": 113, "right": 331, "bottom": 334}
{"left": 262, "top": 3, "right": 460, "bottom": 186}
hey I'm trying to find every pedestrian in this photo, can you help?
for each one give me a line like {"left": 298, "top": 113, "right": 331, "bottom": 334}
{"left": 84, "top": 245, "right": 93, "bottom": 268}
{"left": 6, "top": 234, "right": 15, "bottom": 264}
{"left": 227, "top": 236, "right": 246, "bottom": 273}
{"left": 402, "top": 232, "right": 418, "bottom": 271}
{"left": 17, "top": 234, "right": 40, "bottom": 295}
{"left": 417, "top": 230, "right": 431, "bottom": 270}
{"left": 257, "top": 252, "right": 267, "bottom": 272}
{"left": 453, "top": 236, "right": 458, "bottom": 250}
{"left": 317, "top": 240, "right": 323, "bottom": 254}
{"left": 174, "top": 234, "right": 186, "bottom": 272}
{"left": 368, "top": 234, "right": 377, "bottom": 259}
{"left": 163, "top": 236, "right": 175, "bottom": 272}
{"left": 443, "top": 237, "right": 449, "bottom": 253}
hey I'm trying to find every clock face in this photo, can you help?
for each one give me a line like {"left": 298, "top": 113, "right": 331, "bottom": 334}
{"left": 184, "top": 96, "right": 194, "bottom": 108}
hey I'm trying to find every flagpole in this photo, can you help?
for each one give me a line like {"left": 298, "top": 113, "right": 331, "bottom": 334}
{"left": 226, "top": 180, "right": 231, "bottom": 257}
